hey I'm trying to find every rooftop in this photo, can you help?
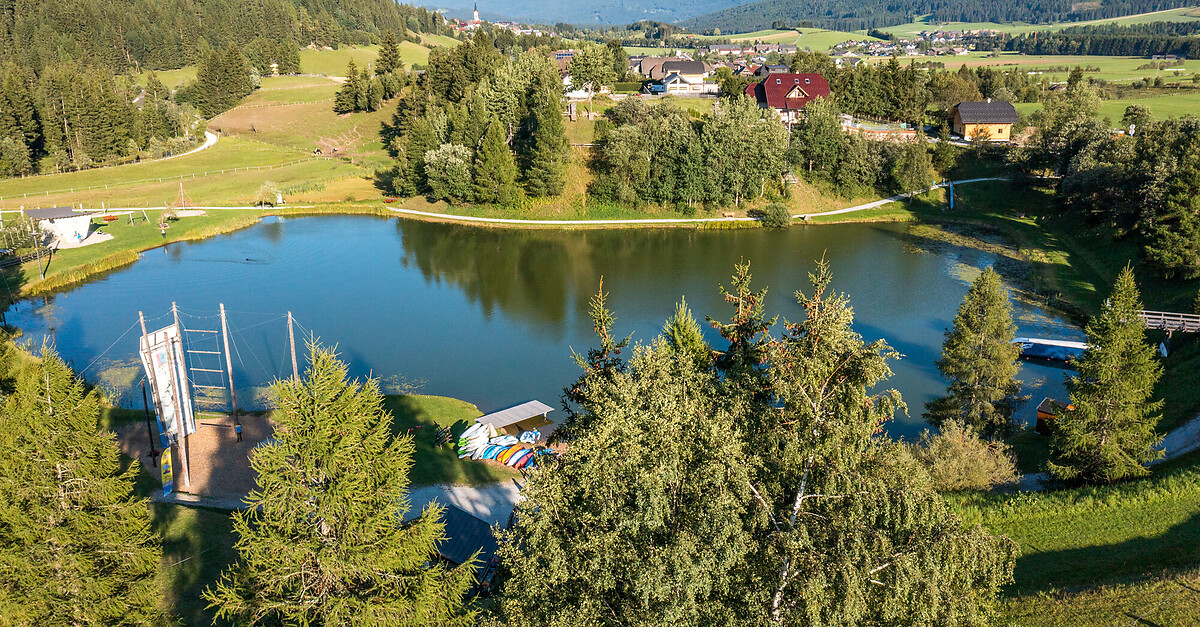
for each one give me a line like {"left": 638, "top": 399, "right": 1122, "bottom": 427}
{"left": 954, "top": 100, "right": 1018, "bottom": 124}
{"left": 24, "top": 207, "right": 92, "bottom": 220}
{"left": 477, "top": 400, "right": 554, "bottom": 429}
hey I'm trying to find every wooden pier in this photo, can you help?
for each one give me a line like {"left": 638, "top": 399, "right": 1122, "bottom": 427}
{"left": 1139, "top": 310, "right": 1200, "bottom": 333}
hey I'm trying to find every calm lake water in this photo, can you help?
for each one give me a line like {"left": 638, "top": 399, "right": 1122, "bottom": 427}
{"left": 9, "top": 215, "right": 1083, "bottom": 440}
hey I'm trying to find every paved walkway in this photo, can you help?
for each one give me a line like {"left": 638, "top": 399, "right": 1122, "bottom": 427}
{"left": 164, "top": 131, "right": 219, "bottom": 161}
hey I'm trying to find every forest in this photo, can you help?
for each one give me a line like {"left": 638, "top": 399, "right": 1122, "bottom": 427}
{"left": 1004, "top": 22, "right": 1200, "bottom": 57}
{"left": 683, "top": 0, "right": 1197, "bottom": 34}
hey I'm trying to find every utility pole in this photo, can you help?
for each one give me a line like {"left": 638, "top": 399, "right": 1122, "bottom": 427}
{"left": 220, "top": 303, "right": 240, "bottom": 425}
{"left": 288, "top": 311, "right": 299, "bottom": 380}
{"left": 171, "top": 302, "right": 191, "bottom": 489}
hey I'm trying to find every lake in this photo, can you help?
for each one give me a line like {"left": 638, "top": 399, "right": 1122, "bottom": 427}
{"left": 9, "top": 215, "right": 1083, "bottom": 440}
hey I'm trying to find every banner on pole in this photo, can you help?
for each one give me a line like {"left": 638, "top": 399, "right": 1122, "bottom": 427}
{"left": 161, "top": 450, "right": 174, "bottom": 497}
{"left": 139, "top": 324, "right": 196, "bottom": 444}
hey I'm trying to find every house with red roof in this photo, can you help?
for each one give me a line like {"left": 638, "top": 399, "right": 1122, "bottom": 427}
{"left": 744, "top": 73, "right": 831, "bottom": 125}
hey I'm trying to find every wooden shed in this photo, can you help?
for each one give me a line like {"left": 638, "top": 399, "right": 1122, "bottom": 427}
{"left": 477, "top": 400, "right": 554, "bottom": 437}
{"left": 1035, "top": 398, "right": 1073, "bottom": 436}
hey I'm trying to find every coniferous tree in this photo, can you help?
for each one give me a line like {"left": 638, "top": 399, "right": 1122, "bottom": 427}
{"left": 1049, "top": 267, "right": 1164, "bottom": 484}
{"left": 204, "top": 346, "right": 474, "bottom": 625}
{"left": 0, "top": 349, "right": 166, "bottom": 624}
{"left": 892, "top": 137, "right": 934, "bottom": 197}
{"left": 496, "top": 335, "right": 755, "bottom": 626}
{"left": 926, "top": 267, "right": 1026, "bottom": 437}
{"left": 517, "top": 68, "right": 569, "bottom": 197}
{"left": 377, "top": 31, "right": 402, "bottom": 76}
{"left": 472, "top": 118, "right": 519, "bottom": 205}
{"left": 752, "top": 259, "right": 1016, "bottom": 624}
{"left": 334, "top": 60, "right": 360, "bottom": 114}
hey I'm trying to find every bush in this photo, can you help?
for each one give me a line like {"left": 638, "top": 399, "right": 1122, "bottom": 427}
{"left": 254, "top": 181, "right": 282, "bottom": 206}
{"left": 756, "top": 203, "right": 792, "bottom": 228}
{"left": 913, "top": 422, "right": 1020, "bottom": 492}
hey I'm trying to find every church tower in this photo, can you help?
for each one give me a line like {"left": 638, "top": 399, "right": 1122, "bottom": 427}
{"left": 473, "top": 2, "right": 479, "bottom": 22}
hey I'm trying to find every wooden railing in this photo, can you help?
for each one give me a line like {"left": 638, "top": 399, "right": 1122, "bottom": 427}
{"left": 1140, "top": 310, "right": 1200, "bottom": 333}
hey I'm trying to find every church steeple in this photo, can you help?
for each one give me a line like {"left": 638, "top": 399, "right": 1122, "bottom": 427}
{"left": 472, "top": 2, "right": 479, "bottom": 22}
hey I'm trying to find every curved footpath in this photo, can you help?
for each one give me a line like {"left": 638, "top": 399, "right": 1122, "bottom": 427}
{"left": 385, "top": 177, "right": 1008, "bottom": 226}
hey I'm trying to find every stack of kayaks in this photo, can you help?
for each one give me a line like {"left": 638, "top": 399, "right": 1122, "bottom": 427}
{"left": 456, "top": 423, "right": 542, "bottom": 469}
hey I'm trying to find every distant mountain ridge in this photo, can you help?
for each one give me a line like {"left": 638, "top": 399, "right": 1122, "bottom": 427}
{"left": 683, "top": 0, "right": 1200, "bottom": 33}
{"left": 430, "top": 0, "right": 759, "bottom": 25}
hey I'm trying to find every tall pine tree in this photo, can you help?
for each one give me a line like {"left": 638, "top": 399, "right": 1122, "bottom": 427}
{"left": 204, "top": 345, "right": 475, "bottom": 625}
{"left": 1049, "top": 267, "right": 1164, "bottom": 484}
{"left": 926, "top": 267, "right": 1026, "bottom": 437}
{"left": 517, "top": 67, "right": 569, "bottom": 197}
{"left": 0, "top": 348, "right": 166, "bottom": 624}
{"left": 334, "top": 60, "right": 361, "bottom": 114}
{"left": 472, "top": 118, "right": 519, "bottom": 205}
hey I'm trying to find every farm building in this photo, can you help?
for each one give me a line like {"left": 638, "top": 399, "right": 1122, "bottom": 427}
{"left": 24, "top": 207, "right": 95, "bottom": 246}
{"left": 950, "top": 100, "right": 1018, "bottom": 141}
{"left": 1035, "top": 398, "right": 1073, "bottom": 435}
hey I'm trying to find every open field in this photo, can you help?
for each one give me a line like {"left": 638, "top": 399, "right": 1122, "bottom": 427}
{"left": 624, "top": 46, "right": 676, "bottom": 56}
{"left": 884, "top": 52, "right": 1200, "bottom": 85}
{"left": 298, "top": 42, "right": 436, "bottom": 75}
{"left": 1015, "top": 89, "right": 1200, "bottom": 121}
{"left": 692, "top": 27, "right": 881, "bottom": 51}
{"left": 874, "top": 6, "right": 1200, "bottom": 37}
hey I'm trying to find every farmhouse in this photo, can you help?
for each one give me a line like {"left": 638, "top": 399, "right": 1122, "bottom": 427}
{"left": 744, "top": 73, "right": 831, "bottom": 125}
{"left": 950, "top": 99, "right": 1017, "bottom": 141}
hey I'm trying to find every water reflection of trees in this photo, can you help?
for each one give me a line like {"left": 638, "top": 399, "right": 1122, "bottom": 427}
{"left": 396, "top": 221, "right": 896, "bottom": 329}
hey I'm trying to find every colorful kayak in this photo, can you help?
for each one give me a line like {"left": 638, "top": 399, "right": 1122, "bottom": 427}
{"left": 507, "top": 449, "right": 532, "bottom": 467}
{"left": 497, "top": 447, "right": 519, "bottom": 464}
{"left": 514, "top": 452, "right": 535, "bottom": 469}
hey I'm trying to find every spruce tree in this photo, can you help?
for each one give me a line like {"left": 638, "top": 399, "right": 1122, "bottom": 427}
{"left": 926, "top": 267, "right": 1026, "bottom": 437}
{"left": 471, "top": 118, "right": 519, "bottom": 206}
{"left": 1049, "top": 267, "right": 1164, "bottom": 484}
{"left": 754, "top": 259, "right": 1016, "bottom": 624}
{"left": 517, "top": 69, "right": 569, "bottom": 197}
{"left": 377, "top": 31, "right": 402, "bottom": 76}
{"left": 495, "top": 337, "right": 755, "bottom": 626}
{"left": 204, "top": 346, "right": 474, "bottom": 625}
{"left": 333, "top": 60, "right": 360, "bottom": 114}
{"left": 0, "top": 349, "right": 166, "bottom": 624}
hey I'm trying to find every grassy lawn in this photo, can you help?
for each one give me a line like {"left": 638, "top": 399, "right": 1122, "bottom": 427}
{"left": 623, "top": 46, "right": 675, "bottom": 56}
{"left": 298, "top": 43, "right": 437, "bottom": 75}
{"left": 997, "top": 567, "right": 1200, "bottom": 626}
{"left": 884, "top": 52, "right": 1200, "bottom": 86}
{"left": 951, "top": 454, "right": 1200, "bottom": 594}
{"left": 384, "top": 394, "right": 519, "bottom": 486}
{"left": 1016, "top": 89, "right": 1200, "bottom": 123}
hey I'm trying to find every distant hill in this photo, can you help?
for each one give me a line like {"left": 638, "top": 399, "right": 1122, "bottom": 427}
{"left": 684, "top": 0, "right": 1200, "bottom": 33}
{"left": 430, "top": 0, "right": 761, "bottom": 26}
{"left": 0, "top": 0, "right": 447, "bottom": 73}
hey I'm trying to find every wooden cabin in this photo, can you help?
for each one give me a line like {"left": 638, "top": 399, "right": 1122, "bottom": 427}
{"left": 950, "top": 100, "right": 1018, "bottom": 142}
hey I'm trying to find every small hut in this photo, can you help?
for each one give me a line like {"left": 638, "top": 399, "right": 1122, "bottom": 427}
{"left": 1035, "top": 398, "right": 1073, "bottom": 435}
{"left": 24, "top": 207, "right": 95, "bottom": 246}
{"left": 476, "top": 400, "right": 554, "bottom": 437}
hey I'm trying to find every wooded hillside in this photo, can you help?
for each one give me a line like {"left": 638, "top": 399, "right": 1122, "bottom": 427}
{"left": 0, "top": 0, "right": 446, "bottom": 73}
{"left": 684, "top": 0, "right": 1198, "bottom": 34}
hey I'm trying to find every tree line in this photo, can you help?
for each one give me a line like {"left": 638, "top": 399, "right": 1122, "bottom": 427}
{"left": 0, "top": 64, "right": 189, "bottom": 177}
{"left": 1004, "top": 22, "right": 1200, "bottom": 58}
{"left": 382, "top": 34, "right": 570, "bottom": 206}
{"left": 0, "top": 0, "right": 447, "bottom": 74}
{"left": 588, "top": 97, "right": 790, "bottom": 210}
{"left": 333, "top": 32, "right": 409, "bottom": 114}
{"left": 682, "top": 0, "right": 1197, "bottom": 35}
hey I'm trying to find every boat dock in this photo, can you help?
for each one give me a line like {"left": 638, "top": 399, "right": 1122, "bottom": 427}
{"left": 1012, "top": 337, "right": 1088, "bottom": 362}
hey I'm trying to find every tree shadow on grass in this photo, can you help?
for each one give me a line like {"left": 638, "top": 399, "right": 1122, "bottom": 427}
{"left": 383, "top": 394, "right": 518, "bottom": 488}
{"left": 1011, "top": 511, "right": 1200, "bottom": 596}
{"left": 152, "top": 503, "right": 238, "bottom": 627}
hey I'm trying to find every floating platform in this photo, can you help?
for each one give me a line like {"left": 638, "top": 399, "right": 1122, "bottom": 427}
{"left": 1012, "top": 337, "right": 1088, "bottom": 362}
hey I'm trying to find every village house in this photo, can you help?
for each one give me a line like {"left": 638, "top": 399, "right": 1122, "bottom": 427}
{"left": 950, "top": 99, "right": 1018, "bottom": 141}
{"left": 753, "top": 64, "right": 790, "bottom": 77}
{"left": 709, "top": 44, "right": 744, "bottom": 55}
{"left": 744, "top": 73, "right": 831, "bottom": 125}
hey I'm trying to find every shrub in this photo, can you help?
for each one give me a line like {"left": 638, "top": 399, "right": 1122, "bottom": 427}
{"left": 757, "top": 203, "right": 792, "bottom": 228}
{"left": 913, "top": 422, "right": 1020, "bottom": 492}
{"left": 254, "top": 181, "right": 282, "bottom": 206}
